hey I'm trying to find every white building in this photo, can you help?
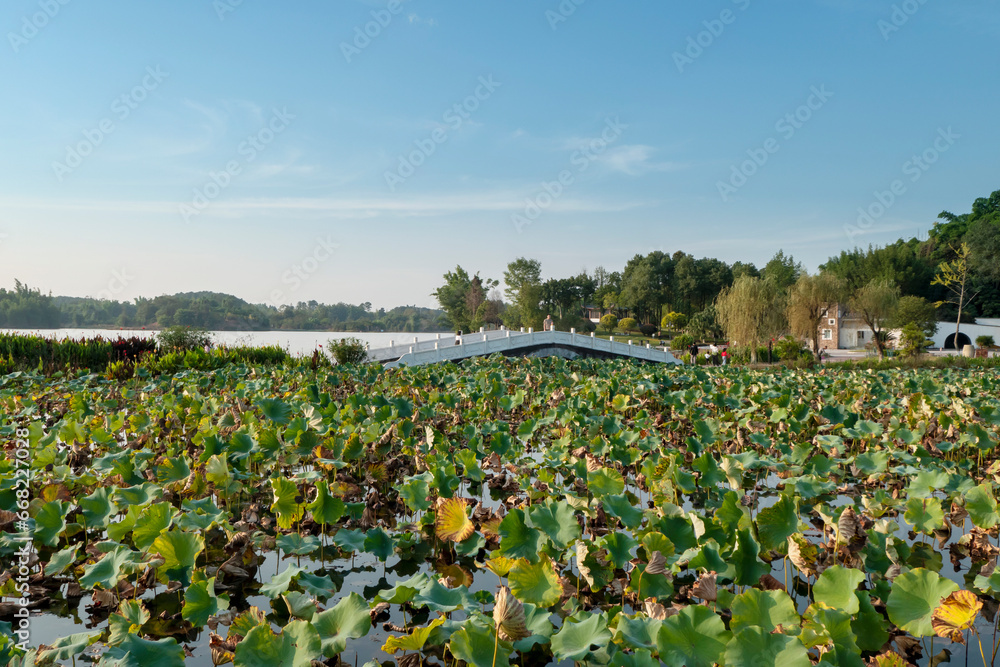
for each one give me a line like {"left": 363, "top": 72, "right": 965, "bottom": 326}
{"left": 929, "top": 318, "right": 1000, "bottom": 350}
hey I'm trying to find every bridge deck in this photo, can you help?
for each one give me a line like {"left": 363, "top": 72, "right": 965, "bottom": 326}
{"left": 369, "top": 329, "right": 682, "bottom": 368}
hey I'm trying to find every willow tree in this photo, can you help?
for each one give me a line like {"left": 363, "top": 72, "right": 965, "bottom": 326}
{"left": 716, "top": 275, "right": 786, "bottom": 364}
{"left": 848, "top": 278, "right": 899, "bottom": 359}
{"left": 787, "top": 273, "right": 845, "bottom": 357}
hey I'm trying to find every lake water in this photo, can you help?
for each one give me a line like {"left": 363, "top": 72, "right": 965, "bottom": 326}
{"left": 0, "top": 329, "right": 445, "bottom": 357}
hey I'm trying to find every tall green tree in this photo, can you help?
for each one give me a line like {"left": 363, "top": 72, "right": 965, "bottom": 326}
{"left": 848, "top": 278, "right": 900, "bottom": 359}
{"left": 761, "top": 251, "right": 803, "bottom": 291}
{"left": 433, "top": 267, "right": 497, "bottom": 333}
{"left": 503, "top": 258, "right": 543, "bottom": 330}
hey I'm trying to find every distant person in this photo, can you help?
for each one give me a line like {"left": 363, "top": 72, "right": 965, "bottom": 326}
{"left": 543, "top": 314, "right": 554, "bottom": 332}
{"left": 689, "top": 342, "right": 699, "bottom": 364}
{"left": 721, "top": 349, "right": 728, "bottom": 366}
{"left": 455, "top": 330, "right": 462, "bottom": 345}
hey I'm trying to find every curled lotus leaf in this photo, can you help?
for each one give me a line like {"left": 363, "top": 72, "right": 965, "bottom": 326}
{"left": 931, "top": 590, "right": 982, "bottom": 643}
{"left": 494, "top": 586, "right": 529, "bottom": 641}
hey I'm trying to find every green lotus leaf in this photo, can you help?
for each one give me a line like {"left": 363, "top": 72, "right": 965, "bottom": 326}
{"left": 398, "top": 473, "right": 434, "bottom": 512}
{"left": 813, "top": 565, "right": 865, "bottom": 613}
{"left": 449, "top": 620, "right": 511, "bottom": 667}
{"left": 281, "top": 591, "right": 318, "bottom": 620}
{"left": 275, "top": 533, "right": 321, "bottom": 556}
{"left": 852, "top": 591, "right": 890, "bottom": 652}
{"left": 904, "top": 497, "right": 945, "bottom": 535}
{"left": 588, "top": 468, "right": 625, "bottom": 497}
{"left": 657, "top": 605, "right": 731, "bottom": 667}
{"left": 610, "top": 648, "right": 660, "bottom": 667}
{"left": 131, "top": 502, "right": 176, "bottom": 551}
{"left": 717, "top": 491, "right": 750, "bottom": 532}
{"left": 296, "top": 571, "right": 338, "bottom": 600}
{"left": 528, "top": 500, "right": 581, "bottom": 550}
{"left": 43, "top": 545, "right": 79, "bottom": 576}
{"left": 257, "top": 398, "right": 293, "bottom": 425}
{"left": 731, "top": 588, "right": 800, "bottom": 635}
{"left": 36, "top": 631, "right": 102, "bottom": 664}
{"left": 228, "top": 607, "right": 269, "bottom": 640}
{"left": 374, "top": 573, "right": 433, "bottom": 605}
{"left": 79, "top": 544, "right": 143, "bottom": 591}
{"left": 307, "top": 481, "right": 346, "bottom": 526}
{"left": 332, "top": 528, "right": 367, "bottom": 553}
{"left": 509, "top": 555, "right": 562, "bottom": 608}
{"left": 604, "top": 494, "right": 644, "bottom": 529}
{"left": 156, "top": 456, "right": 191, "bottom": 485}
{"left": 205, "top": 454, "right": 231, "bottom": 487}
{"left": 100, "top": 635, "right": 185, "bottom": 667}
{"left": 363, "top": 527, "right": 396, "bottom": 561}
{"left": 601, "top": 532, "right": 639, "bottom": 570}
{"left": 965, "top": 483, "right": 999, "bottom": 529}
{"left": 513, "top": 603, "right": 555, "bottom": 652}
{"left": 551, "top": 612, "right": 611, "bottom": 663}
{"left": 499, "top": 508, "right": 543, "bottom": 561}
{"left": 111, "top": 483, "right": 162, "bottom": 509}
{"left": 233, "top": 620, "right": 321, "bottom": 667}
{"left": 614, "top": 615, "right": 662, "bottom": 651}
{"left": 33, "top": 500, "right": 70, "bottom": 548}
{"left": 628, "top": 564, "right": 674, "bottom": 600}
{"left": 731, "top": 528, "right": 769, "bottom": 586}
{"left": 152, "top": 529, "right": 205, "bottom": 587}
{"left": 724, "top": 627, "right": 811, "bottom": 667}
{"left": 887, "top": 568, "right": 959, "bottom": 637}
{"left": 270, "top": 477, "right": 304, "bottom": 530}
{"left": 182, "top": 576, "right": 229, "bottom": 626}
{"left": 756, "top": 494, "right": 798, "bottom": 552}
{"left": 313, "top": 592, "right": 371, "bottom": 657}
{"left": 801, "top": 606, "right": 862, "bottom": 667}
{"left": 413, "top": 580, "right": 473, "bottom": 613}
{"left": 108, "top": 600, "right": 150, "bottom": 646}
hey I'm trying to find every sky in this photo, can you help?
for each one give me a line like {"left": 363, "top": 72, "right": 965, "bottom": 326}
{"left": 1, "top": 0, "right": 998, "bottom": 311}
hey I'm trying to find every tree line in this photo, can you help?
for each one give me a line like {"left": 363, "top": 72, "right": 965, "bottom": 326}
{"left": 0, "top": 288, "right": 446, "bottom": 333}
{"left": 435, "top": 188, "right": 1000, "bottom": 357}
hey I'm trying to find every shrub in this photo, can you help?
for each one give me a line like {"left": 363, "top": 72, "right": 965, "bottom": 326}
{"left": 619, "top": 318, "right": 638, "bottom": 333}
{"left": 639, "top": 323, "right": 658, "bottom": 337}
{"left": 899, "top": 323, "right": 934, "bottom": 357}
{"left": 774, "top": 335, "right": 806, "bottom": 361}
{"left": 670, "top": 333, "right": 694, "bottom": 352}
{"left": 599, "top": 314, "right": 618, "bottom": 335}
{"left": 661, "top": 312, "right": 688, "bottom": 331}
{"left": 156, "top": 326, "right": 213, "bottom": 352}
{"left": 327, "top": 338, "right": 368, "bottom": 365}
{"left": 976, "top": 335, "right": 996, "bottom": 348}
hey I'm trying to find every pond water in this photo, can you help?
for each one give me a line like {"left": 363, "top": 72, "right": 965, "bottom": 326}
{"left": 0, "top": 329, "right": 445, "bottom": 357}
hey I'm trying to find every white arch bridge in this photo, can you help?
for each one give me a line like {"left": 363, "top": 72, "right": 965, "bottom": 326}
{"left": 365, "top": 328, "right": 683, "bottom": 369}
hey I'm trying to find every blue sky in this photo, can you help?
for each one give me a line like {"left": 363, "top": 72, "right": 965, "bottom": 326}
{"left": 1, "top": 0, "right": 997, "bottom": 310}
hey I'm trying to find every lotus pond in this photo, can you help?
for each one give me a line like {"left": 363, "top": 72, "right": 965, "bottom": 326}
{"left": 2, "top": 356, "right": 1000, "bottom": 666}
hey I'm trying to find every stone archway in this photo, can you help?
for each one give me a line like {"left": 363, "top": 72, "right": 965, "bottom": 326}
{"left": 944, "top": 332, "right": 972, "bottom": 350}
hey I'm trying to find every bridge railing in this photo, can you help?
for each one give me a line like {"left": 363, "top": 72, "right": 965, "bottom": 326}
{"left": 365, "top": 328, "right": 518, "bottom": 362}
